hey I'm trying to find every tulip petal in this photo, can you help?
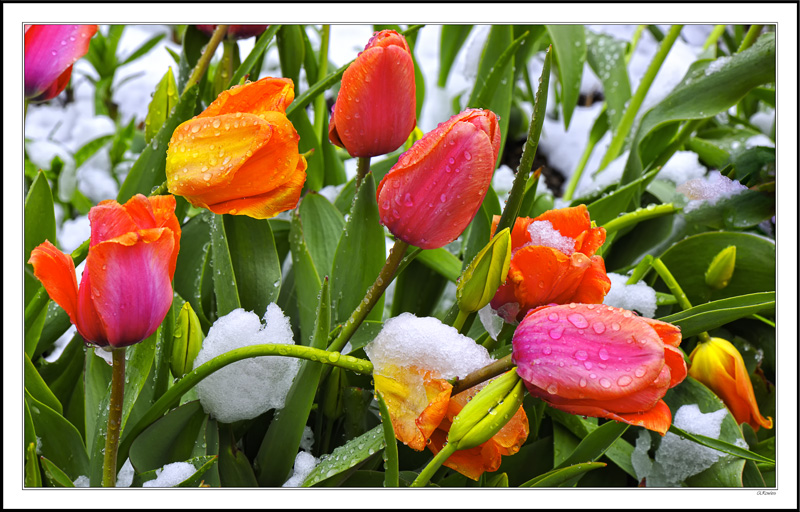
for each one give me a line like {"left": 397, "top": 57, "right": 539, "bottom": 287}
{"left": 28, "top": 240, "right": 79, "bottom": 327}
{"left": 427, "top": 428, "right": 501, "bottom": 481}
{"left": 663, "top": 345, "right": 688, "bottom": 388}
{"left": 533, "top": 205, "right": 592, "bottom": 242}
{"left": 86, "top": 228, "right": 176, "bottom": 347}
{"left": 24, "top": 25, "right": 97, "bottom": 101}
{"left": 75, "top": 265, "right": 110, "bottom": 346}
{"left": 641, "top": 316, "right": 683, "bottom": 347}
{"left": 332, "top": 45, "right": 416, "bottom": 157}
{"left": 378, "top": 120, "right": 495, "bottom": 249}
{"left": 198, "top": 77, "right": 295, "bottom": 117}
{"left": 571, "top": 256, "right": 612, "bottom": 304}
{"left": 90, "top": 195, "right": 153, "bottom": 246}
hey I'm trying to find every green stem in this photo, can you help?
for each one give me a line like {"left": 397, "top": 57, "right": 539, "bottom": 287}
{"left": 737, "top": 25, "right": 763, "bottom": 53}
{"left": 355, "top": 156, "right": 371, "bottom": 190}
{"left": 116, "top": 343, "right": 373, "bottom": 469}
{"left": 601, "top": 203, "right": 677, "bottom": 236}
{"left": 597, "top": 25, "right": 683, "bottom": 172}
{"left": 751, "top": 314, "right": 775, "bottom": 328}
{"left": 314, "top": 25, "right": 331, "bottom": 139}
{"left": 651, "top": 258, "right": 711, "bottom": 342}
{"left": 327, "top": 239, "right": 409, "bottom": 353}
{"left": 411, "top": 441, "right": 458, "bottom": 487}
{"left": 102, "top": 348, "right": 126, "bottom": 487}
{"left": 452, "top": 309, "right": 470, "bottom": 333}
{"left": 182, "top": 24, "right": 228, "bottom": 96}
{"left": 703, "top": 25, "right": 728, "bottom": 51}
{"left": 150, "top": 180, "right": 169, "bottom": 196}
{"left": 451, "top": 354, "right": 515, "bottom": 395}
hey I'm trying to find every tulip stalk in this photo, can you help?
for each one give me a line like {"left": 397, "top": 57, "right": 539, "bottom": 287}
{"left": 651, "top": 257, "right": 711, "bottom": 342}
{"left": 411, "top": 441, "right": 458, "bottom": 487}
{"left": 101, "top": 347, "right": 126, "bottom": 487}
{"left": 182, "top": 25, "right": 229, "bottom": 96}
{"left": 451, "top": 354, "right": 515, "bottom": 395}
{"left": 355, "top": 156, "right": 371, "bottom": 190}
{"left": 327, "top": 239, "right": 409, "bottom": 353}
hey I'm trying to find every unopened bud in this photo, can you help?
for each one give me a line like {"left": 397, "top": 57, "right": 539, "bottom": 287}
{"left": 171, "top": 302, "right": 203, "bottom": 377}
{"left": 456, "top": 228, "right": 512, "bottom": 313}
{"left": 705, "top": 245, "right": 736, "bottom": 290}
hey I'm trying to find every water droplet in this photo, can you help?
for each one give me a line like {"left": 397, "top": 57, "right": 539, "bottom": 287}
{"left": 611, "top": 322, "right": 621, "bottom": 331}
{"left": 191, "top": 124, "right": 200, "bottom": 133}
{"left": 542, "top": 345, "right": 552, "bottom": 355}
{"left": 546, "top": 384, "right": 558, "bottom": 394}
{"left": 549, "top": 325, "right": 564, "bottom": 340}
{"left": 634, "top": 366, "right": 647, "bottom": 378}
{"left": 583, "top": 361, "right": 593, "bottom": 370}
{"left": 579, "top": 378, "right": 587, "bottom": 388}
{"left": 598, "top": 348, "right": 609, "bottom": 361}
{"left": 203, "top": 173, "right": 211, "bottom": 181}
{"left": 599, "top": 378, "right": 612, "bottom": 388}
{"left": 403, "top": 193, "right": 414, "bottom": 206}
{"left": 548, "top": 312, "right": 559, "bottom": 322}
{"left": 591, "top": 321, "right": 606, "bottom": 334}
{"left": 463, "top": 150, "right": 471, "bottom": 160}
{"left": 574, "top": 350, "right": 588, "bottom": 361}
{"left": 440, "top": 194, "right": 447, "bottom": 202}
{"left": 617, "top": 375, "right": 632, "bottom": 387}
{"left": 448, "top": 157, "right": 455, "bottom": 164}
{"left": 567, "top": 313, "right": 589, "bottom": 328}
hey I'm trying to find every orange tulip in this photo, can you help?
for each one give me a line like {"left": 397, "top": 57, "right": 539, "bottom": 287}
{"left": 513, "top": 303, "right": 687, "bottom": 435}
{"left": 375, "top": 364, "right": 528, "bottom": 480}
{"left": 28, "top": 195, "right": 180, "bottom": 348}
{"left": 490, "top": 205, "right": 611, "bottom": 323}
{"left": 689, "top": 337, "right": 773, "bottom": 431}
{"left": 329, "top": 30, "right": 416, "bottom": 157}
{"left": 165, "top": 77, "right": 307, "bottom": 219}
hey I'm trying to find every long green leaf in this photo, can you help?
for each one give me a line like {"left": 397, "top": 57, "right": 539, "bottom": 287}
{"left": 415, "top": 248, "right": 461, "bottom": 283}
{"left": 375, "top": 391, "right": 399, "bottom": 487}
{"left": 25, "top": 390, "right": 89, "bottom": 481}
{"left": 659, "top": 292, "right": 775, "bottom": 338}
{"left": 302, "top": 425, "right": 385, "bottom": 487}
{"left": 555, "top": 419, "right": 628, "bottom": 471}
{"left": 120, "top": 330, "right": 158, "bottom": 433}
{"left": 668, "top": 425, "right": 774, "bottom": 464}
{"left": 228, "top": 25, "right": 280, "bottom": 87}
{"left": 173, "top": 211, "right": 214, "bottom": 329}
{"left": 25, "top": 354, "right": 62, "bottom": 415}
{"left": 209, "top": 214, "right": 241, "bottom": 317}
{"left": 521, "top": 462, "right": 606, "bottom": 487}
{"left": 129, "top": 400, "right": 206, "bottom": 473}
{"left": 24, "top": 171, "right": 56, "bottom": 305}
{"left": 39, "top": 456, "right": 74, "bottom": 487}
{"left": 585, "top": 30, "right": 631, "bottom": 130}
{"left": 438, "top": 25, "right": 473, "bottom": 87}
{"left": 26, "top": 443, "right": 43, "bottom": 487}
{"left": 546, "top": 25, "right": 586, "bottom": 129}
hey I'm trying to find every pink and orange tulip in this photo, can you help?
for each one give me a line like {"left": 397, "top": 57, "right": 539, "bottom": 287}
{"left": 165, "top": 77, "right": 307, "bottom": 219}
{"left": 29, "top": 195, "right": 181, "bottom": 348}
{"left": 512, "top": 303, "right": 687, "bottom": 435}
{"left": 329, "top": 30, "right": 416, "bottom": 157}
{"left": 490, "top": 206, "right": 611, "bottom": 323}
{"left": 689, "top": 337, "right": 773, "bottom": 431}
{"left": 377, "top": 108, "right": 501, "bottom": 250}
{"left": 24, "top": 24, "right": 98, "bottom": 102}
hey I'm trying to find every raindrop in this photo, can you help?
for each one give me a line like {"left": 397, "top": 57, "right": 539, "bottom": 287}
{"left": 611, "top": 322, "right": 621, "bottom": 331}
{"left": 598, "top": 348, "right": 609, "bottom": 361}
{"left": 549, "top": 325, "right": 564, "bottom": 340}
{"left": 542, "top": 345, "right": 552, "bottom": 355}
{"left": 579, "top": 378, "right": 587, "bottom": 388}
{"left": 546, "top": 384, "right": 558, "bottom": 394}
{"left": 599, "top": 378, "right": 612, "bottom": 388}
{"left": 591, "top": 321, "right": 606, "bottom": 334}
{"left": 617, "top": 375, "right": 632, "bottom": 387}
{"left": 634, "top": 367, "right": 647, "bottom": 378}
{"left": 567, "top": 313, "right": 588, "bottom": 328}
{"left": 548, "top": 312, "right": 559, "bottom": 322}
{"left": 463, "top": 150, "right": 472, "bottom": 160}
{"left": 574, "top": 350, "right": 588, "bottom": 361}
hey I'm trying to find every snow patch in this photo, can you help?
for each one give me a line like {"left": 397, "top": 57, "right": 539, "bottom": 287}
{"left": 142, "top": 461, "right": 196, "bottom": 488}
{"left": 282, "top": 451, "right": 319, "bottom": 488}
{"left": 676, "top": 171, "right": 748, "bottom": 213}
{"left": 603, "top": 272, "right": 657, "bottom": 318}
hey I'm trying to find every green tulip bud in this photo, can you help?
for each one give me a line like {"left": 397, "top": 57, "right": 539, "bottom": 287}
{"left": 705, "top": 245, "right": 736, "bottom": 290}
{"left": 170, "top": 302, "right": 203, "bottom": 378}
{"left": 446, "top": 369, "right": 521, "bottom": 449}
{"left": 456, "top": 228, "right": 512, "bottom": 313}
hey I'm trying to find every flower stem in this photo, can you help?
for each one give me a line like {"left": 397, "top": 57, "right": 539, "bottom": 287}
{"left": 451, "top": 354, "right": 515, "bottom": 395}
{"left": 102, "top": 348, "right": 126, "bottom": 487}
{"left": 411, "top": 441, "right": 458, "bottom": 487}
{"left": 596, "top": 25, "right": 683, "bottom": 172}
{"left": 116, "top": 343, "right": 374, "bottom": 469}
{"left": 703, "top": 25, "right": 728, "bottom": 51}
{"left": 737, "top": 25, "right": 763, "bottom": 53}
{"left": 314, "top": 25, "right": 331, "bottom": 139}
{"left": 327, "top": 239, "right": 409, "bottom": 353}
{"left": 182, "top": 25, "right": 228, "bottom": 96}
{"left": 651, "top": 257, "right": 711, "bottom": 342}
{"left": 452, "top": 309, "right": 470, "bottom": 333}
{"left": 355, "top": 156, "right": 371, "bottom": 190}
{"left": 601, "top": 203, "right": 677, "bottom": 236}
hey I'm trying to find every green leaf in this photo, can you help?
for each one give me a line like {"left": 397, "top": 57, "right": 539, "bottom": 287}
{"left": 277, "top": 25, "right": 305, "bottom": 89}
{"left": 128, "top": 401, "right": 206, "bottom": 472}
{"left": 287, "top": 62, "right": 348, "bottom": 117}
{"left": 521, "top": 462, "right": 606, "bottom": 487}
{"left": 223, "top": 215, "right": 282, "bottom": 318}
{"left": 585, "top": 30, "right": 632, "bottom": 130}
{"left": 84, "top": 347, "right": 112, "bottom": 458}
{"left": 209, "top": 213, "right": 241, "bottom": 317}
{"left": 25, "top": 390, "right": 89, "bottom": 481}
{"left": 346, "top": 320, "right": 384, "bottom": 352}
{"left": 120, "top": 32, "right": 165, "bottom": 66}
{"left": 375, "top": 391, "right": 399, "bottom": 487}
{"left": 659, "top": 292, "right": 775, "bottom": 338}
{"left": 228, "top": 25, "right": 280, "bottom": 87}
{"left": 303, "top": 425, "right": 386, "bottom": 487}
{"left": 290, "top": 107, "right": 323, "bottom": 192}
{"left": 218, "top": 423, "right": 259, "bottom": 487}
{"left": 173, "top": 211, "right": 214, "bottom": 329}
{"left": 120, "top": 331, "right": 158, "bottom": 433}
{"left": 438, "top": 25, "right": 473, "bottom": 87}
{"left": 668, "top": 425, "right": 774, "bottom": 465}
{"left": 255, "top": 278, "right": 330, "bottom": 486}
{"left": 25, "top": 354, "right": 62, "bottom": 415}
{"left": 555, "top": 420, "right": 629, "bottom": 471}
{"left": 415, "top": 247, "right": 462, "bottom": 283}
{"left": 656, "top": 232, "right": 775, "bottom": 306}
{"left": 582, "top": 168, "right": 659, "bottom": 226}
{"left": 39, "top": 456, "right": 74, "bottom": 487}
{"left": 390, "top": 259, "right": 447, "bottom": 318}
{"left": 24, "top": 171, "right": 57, "bottom": 305}
{"left": 73, "top": 134, "right": 115, "bottom": 169}
{"left": 24, "top": 294, "right": 49, "bottom": 360}
{"left": 145, "top": 67, "right": 179, "bottom": 143}
{"left": 176, "top": 25, "right": 208, "bottom": 91}
{"left": 683, "top": 189, "right": 774, "bottom": 230}
{"left": 116, "top": 83, "right": 199, "bottom": 202}
{"left": 26, "top": 443, "right": 42, "bottom": 487}
{"left": 289, "top": 208, "right": 322, "bottom": 344}
{"left": 321, "top": 115, "right": 347, "bottom": 187}
{"left": 330, "top": 173, "right": 385, "bottom": 326}
{"left": 546, "top": 25, "right": 586, "bottom": 129}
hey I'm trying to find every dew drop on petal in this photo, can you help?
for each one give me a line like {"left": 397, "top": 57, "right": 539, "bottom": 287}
{"left": 549, "top": 325, "right": 564, "bottom": 340}
{"left": 592, "top": 321, "right": 606, "bottom": 334}
{"left": 617, "top": 375, "right": 632, "bottom": 387}
{"left": 567, "top": 313, "right": 589, "bottom": 328}
{"left": 542, "top": 346, "right": 552, "bottom": 355}
{"left": 599, "top": 378, "right": 612, "bottom": 389}
{"left": 579, "top": 378, "right": 587, "bottom": 388}
{"left": 548, "top": 312, "right": 559, "bottom": 322}
{"left": 574, "top": 350, "right": 588, "bottom": 361}
{"left": 634, "top": 366, "right": 647, "bottom": 378}
{"left": 598, "top": 348, "right": 609, "bottom": 361}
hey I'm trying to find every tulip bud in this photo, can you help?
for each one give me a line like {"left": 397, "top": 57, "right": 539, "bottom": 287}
{"left": 377, "top": 109, "right": 501, "bottom": 250}
{"left": 457, "top": 228, "right": 512, "bottom": 313}
{"left": 447, "top": 370, "right": 521, "bottom": 449}
{"left": 171, "top": 302, "right": 203, "bottom": 377}
{"left": 329, "top": 30, "right": 416, "bottom": 157}
{"left": 704, "top": 245, "right": 736, "bottom": 290}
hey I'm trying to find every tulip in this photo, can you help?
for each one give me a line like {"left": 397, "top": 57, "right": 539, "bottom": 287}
{"left": 376, "top": 109, "right": 501, "bottom": 250}
{"left": 329, "top": 30, "right": 416, "bottom": 157}
{"left": 512, "top": 303, "right": 687, "bottom": 435}
{"left": 456, "top": 228, "right": 512, "bottom": 314}
{"left": 29, "top": 195, "right": 181, "bottom": 348}
{"left": 165, "top": 77, "right": 307, "bottom": 219}
{"left": 24, "top": 24, "right": 98, "bottom": 102}
{"left": 490, "top": 205, "right": 611, "bottom": 323}
{"left": 196, "top": 25, "right": 269, "bottom": 40}
{"left": 689, "top": 337, "right": 773, "bottom": 430}
{"left": 704, "top": 245, "right": 736, "bottom": 290}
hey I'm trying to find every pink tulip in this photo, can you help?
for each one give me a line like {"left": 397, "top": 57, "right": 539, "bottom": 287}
{"left": 376, "top": 109, "right": 500, "bottom": 249}
{"left": 24, "top": 25, "right": 98, "bottom": 102}
{"left": 512, "top": 303, "right": 687, "bottom": 435}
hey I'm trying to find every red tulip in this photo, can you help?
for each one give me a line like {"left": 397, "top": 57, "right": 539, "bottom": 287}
{"left": 24, "top": 24, "right": 98, "bottom": 102}
{"left": 512, "top": 303, "right": 687, "bottom": 435}
{"left": 196, "top": 25, "right": 269, "bottom": 40}
{"left": 328, "top": 30, "right": 416, "bottom": 157}
{"left": 376, "top": 109, "right": 501, "bottom": 250}
{"left": 29, "top": 195, "right": 181, "bottom": 348}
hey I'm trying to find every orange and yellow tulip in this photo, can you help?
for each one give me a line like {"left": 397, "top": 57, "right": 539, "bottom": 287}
{"left": 490, "top": 205, "right": 611, "bottom": 323}
{"left": 166, "top": 77, "right": 307, "bottom": 219}
{"left": 689, "top": 337, "right": 773, "bottom": 430}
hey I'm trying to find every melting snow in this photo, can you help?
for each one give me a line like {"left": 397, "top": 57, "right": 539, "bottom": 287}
{"left": 603, "top": 272, "right": 657, "bottom": 318}
{"left": 142, "top": 461, "right": 196, "bottom": 488}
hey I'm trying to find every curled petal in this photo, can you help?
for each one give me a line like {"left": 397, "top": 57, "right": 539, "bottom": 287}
{"left": 198, "top": 77, "right": 295, "bottom": 117}
{"left": 28, "top": 240, "right": 79, "bottom": 327}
